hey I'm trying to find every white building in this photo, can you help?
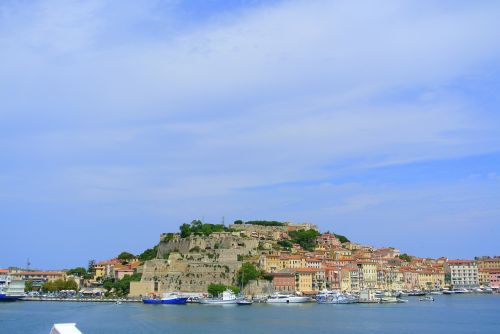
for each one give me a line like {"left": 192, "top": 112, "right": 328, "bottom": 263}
{"left": 448, "top": 260, "right": 479, "bottom": 289}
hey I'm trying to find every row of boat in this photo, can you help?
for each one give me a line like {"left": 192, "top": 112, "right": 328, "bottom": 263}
{"left": 142, "top": 290, "right": 312, "bottom": 305}
{"left": 142, "top": 289, "right": 407, "bottom": 305}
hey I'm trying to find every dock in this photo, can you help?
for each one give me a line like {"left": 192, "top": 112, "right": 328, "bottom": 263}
{"left": 21, "top": 297, "right": 142, "bottom": 303}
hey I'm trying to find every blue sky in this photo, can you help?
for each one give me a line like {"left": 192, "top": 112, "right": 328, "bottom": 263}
{"left": 1, "top": 0, "right": 500, "bottom": 269}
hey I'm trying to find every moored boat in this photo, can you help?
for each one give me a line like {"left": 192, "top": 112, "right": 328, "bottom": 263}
{"left": 0, "top": 293, "right": 22, "bottom": 302}
{"left": 408, "top": 290, "right": 426, "bottom": 296}
{"left": 266, "top": 293, "right": 311, "bottom": 304}
{"left": 143, "top": 292, "right": 188, "bottom": 304}
{"left": 199, "top": 289, "right": 238, "bottom": 305}
{"left": 316, "top": 290, "right": 357, "bottom": 304}
{"left": 236, "top": 299, "right": 253, "bottom": 305}
{"left": 419, "top": 296, "right": 435, "bottom": 302}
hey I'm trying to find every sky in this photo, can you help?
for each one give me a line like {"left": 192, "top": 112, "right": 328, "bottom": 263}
{"left": 1, "top": 0, "right": 500, "bottom": 269}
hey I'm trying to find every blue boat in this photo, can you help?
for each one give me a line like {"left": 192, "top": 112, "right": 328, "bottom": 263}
{"left": 143, "top": 292, "right": 188, "bottom": 304}
{"left": 0, "top": 293, "right": 22, "bottom": 302}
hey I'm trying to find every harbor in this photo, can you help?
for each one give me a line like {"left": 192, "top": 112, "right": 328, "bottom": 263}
{"left": 2, "top": 294, "right": 499, "bottom": 334}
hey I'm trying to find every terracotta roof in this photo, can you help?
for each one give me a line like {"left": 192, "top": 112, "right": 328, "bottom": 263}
{"left": 448, "top": 259, "right": 475, "bottom": 264}
{"left": 296, "top": 267, "right": 324, "bottom": 273}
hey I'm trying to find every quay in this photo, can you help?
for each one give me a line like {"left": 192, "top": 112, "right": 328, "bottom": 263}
{"left": 21, "top": 297, "right": 142, "bottom": 303}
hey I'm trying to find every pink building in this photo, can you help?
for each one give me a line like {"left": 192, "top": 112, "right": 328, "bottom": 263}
{"left": 489, "top": 270, "right": 500, "bottom": 289}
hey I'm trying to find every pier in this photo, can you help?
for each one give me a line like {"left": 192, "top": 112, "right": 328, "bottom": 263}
{"left": 21, "top": 297, "right": 141, "bottom": 303}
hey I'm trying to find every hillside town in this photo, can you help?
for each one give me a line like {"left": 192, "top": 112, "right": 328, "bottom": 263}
{"left": 2, "top": 220, "right": 500, "bottom": 301}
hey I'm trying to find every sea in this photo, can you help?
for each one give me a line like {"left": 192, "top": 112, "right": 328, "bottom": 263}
{"left": 1, "top": 294, "right": 499, "bottom": 334}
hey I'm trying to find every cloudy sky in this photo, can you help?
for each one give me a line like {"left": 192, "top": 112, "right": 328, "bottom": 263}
{"left": 1, "top": 0, "right": 500, "bottom": 269}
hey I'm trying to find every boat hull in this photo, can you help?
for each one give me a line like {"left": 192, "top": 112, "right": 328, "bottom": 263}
{"left": 142, "top": 297, "right": 188, "bottom": 304}
{"left": 0, "top": 294, "right": 22, "bottom": 302}
{"left": 237, "top": 300, "right": 253, "bottom": 305}
{"left": 267, "top": 296, "right": 311, "bottom": 304}
{"left": 199, "top": 300, "right": 237, "bottom": 305}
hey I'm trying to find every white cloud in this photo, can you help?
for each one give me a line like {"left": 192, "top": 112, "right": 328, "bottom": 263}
{"left": 1, "top": 0, "right": 500, "bottom": 265}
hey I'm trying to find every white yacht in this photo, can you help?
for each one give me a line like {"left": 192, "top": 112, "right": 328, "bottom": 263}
{"left": 316, "top": 290, "right": 357, "bottom": 304}
{"left": 199, "top": 289, "right": 238, "bottom": 305}
{"left": 266, "top": 293, "right": 311, "bottom": 303}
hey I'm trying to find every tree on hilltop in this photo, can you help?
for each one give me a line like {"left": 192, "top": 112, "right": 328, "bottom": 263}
{"left": 398, "top": 253, "right": 412, "bottom": 262}
{"left": 138, "top": 245, "right": 159, "bottom": 262}
{"left": 117, "top": 251, "right": 135, "bottom": 261}
{"left": 288, "top": 229, "right": 321, "bottom": 251}
{"left": 333, "top": 233, "right": 350, "bottom": 243}
{"left": 179, "top": 220, "right": 228, "bottom": 238}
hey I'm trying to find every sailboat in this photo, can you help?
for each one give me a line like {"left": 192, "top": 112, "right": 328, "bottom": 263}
{"left": 236, "top": 271, "right": 253, "bottom": 305}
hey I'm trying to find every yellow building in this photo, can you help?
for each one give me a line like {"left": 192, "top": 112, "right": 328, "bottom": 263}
{"left": 418, "top": 270, "right": 445, "bottom": 290}
{"left": 280, "top": 256, "right": 304, "bottom": 269}
{"left": 357, "top": 262, "right": 377, "bottom": 289}
{"left": 295, "top": 268, "right": 314, "bottom": 292}
{"left": 93, "top": 265, "right": 106, "bottom": 280}
{"left": 479, "top": 269, "right": 491, "bottom": 287}
{"left": 332, "top": 248, "right": 352, "bottom": 260}
{"left": 260, "top": 254, "right": 281, "bottom": 273}
{"left": 379, "top": 268, "right": 404, "bottom": 290}
{"left": 476, "top": 257, "right": 500, "bottom": 270}
{"left": 341, "top": 265, "right": 359, "bottom": 292}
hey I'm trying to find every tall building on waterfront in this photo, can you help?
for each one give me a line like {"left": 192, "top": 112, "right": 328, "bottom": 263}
{"left": 447, "top": 260, "right": 479, "bottom": 289}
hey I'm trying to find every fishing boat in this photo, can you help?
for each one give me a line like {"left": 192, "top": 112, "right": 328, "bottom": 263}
{"left": 142, "top": 292, "right": 188, "bottom": 304}
{"left": 199, "top": 289, "right": 238, "bottom": 305}
{"left": 266, "top": 293, "right": 311, "bottom": 304}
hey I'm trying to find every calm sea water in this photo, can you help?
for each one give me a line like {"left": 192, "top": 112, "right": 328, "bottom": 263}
{"left": 1, "top": 294, "right": 499, "bottom": 334}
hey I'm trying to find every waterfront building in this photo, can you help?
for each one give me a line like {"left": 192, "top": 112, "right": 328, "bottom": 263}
{"left": 479, "top": 269, "right": 491, "bottom": 287}
{"left": 324, "top": 266, "right": 341, "bottom": 290}
{"left": 417, "top": 270, "right": 444, "bottom": 290}
{"left": 294, "top": 268, "right": 314, "bottom": 292}
{"left": 271, "top": 269, "right": 296, "bottom": 293}
{"left": 11, "top": 271, "right": 66, "bottom": 290}
{"left": 402, "top": 268, "right": 419, "bottom": 290}
{"left": 357, "top": 262, "right": 377, "bottom": 289}
{"left": 447, "top": 260, "right": 479, "bottom": 289}
{"left": 341, "top": 264, "right": 359, "bottom": 291}
{"left": 488, "top": 270, "right": 500, "bottom": 289}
